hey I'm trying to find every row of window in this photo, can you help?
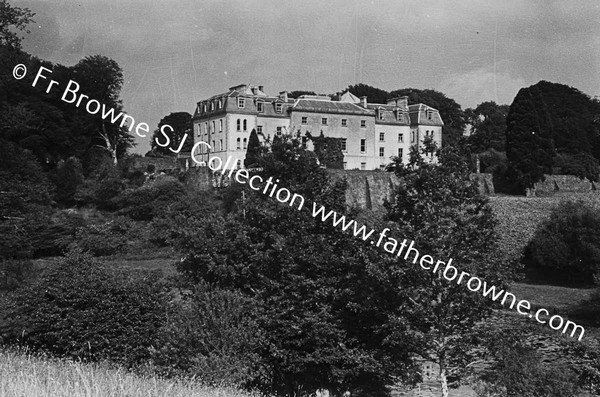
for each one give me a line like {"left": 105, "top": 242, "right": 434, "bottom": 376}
{"left": 239, "top": 98, "right": 284, "bottom": 113}
{"left": 301, "top": 117, "right": 367, "bottom": 128}
{"left": 198, "top": 138, "right": 249, "bottom": 152}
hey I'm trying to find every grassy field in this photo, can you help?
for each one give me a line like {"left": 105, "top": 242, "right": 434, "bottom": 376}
{"left": 0, "top": 349, "right": 254, "bottom": 397}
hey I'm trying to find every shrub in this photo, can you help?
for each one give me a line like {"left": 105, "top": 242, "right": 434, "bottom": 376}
{"left": 70, "top": 217, "right": 132, "bottom": 256}
{"left": 151, "top": 282, "right": 265, "bottom": 386}
{"left": 116, "top": 176, "right": 186, "bottom": 221}
{"left": 2, "top": 249, "right": 168, "bottom": 367}
{"left": 523, "top": 200, "right": 600, "bottom": 285}
{"left": 0, "top": 259, "right": 34, "bottom": 291}
{"left": 555, "top": 152, "right": 600, "bottom": 182}
{"left": 51, "top": 157, "right": 84, "bottom": 206}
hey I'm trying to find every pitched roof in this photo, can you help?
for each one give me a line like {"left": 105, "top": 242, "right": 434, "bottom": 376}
{"left": 292, "top": 98, "right": 373, "bottom": 116}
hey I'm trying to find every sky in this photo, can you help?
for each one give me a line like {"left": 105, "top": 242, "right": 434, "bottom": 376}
{"left": 14, "top": 0, "right": 600, "bottom": 154}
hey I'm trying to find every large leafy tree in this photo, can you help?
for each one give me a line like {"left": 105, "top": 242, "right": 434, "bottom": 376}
{"left": 465, "top": 101, "right": 509, "bottom": 153}
{"left": 346, "top": 83, "right": 388, "bottom": 104}
{"left": 149, "top": 111, "right": 193, "bottom": 156}
{"left": 384, "top": 139, "right": 512, "bottom": 396}
{"left": 506, "top": 80, "right": 600, "bottom": 189}
{"left": 71, "top": 55, "right": 134, "bottom": 164}
{"left": 175, "top": 136, "right": 418, "bottom": 396}
{"left": 0, "top": 0, "right": 35, "bottom": 50}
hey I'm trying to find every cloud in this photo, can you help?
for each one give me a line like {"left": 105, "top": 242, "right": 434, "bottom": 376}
{"left": 439, "top": 67, "right": 526, "bottom": 108}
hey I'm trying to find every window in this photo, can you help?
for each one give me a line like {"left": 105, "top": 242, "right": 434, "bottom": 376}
{"left": 218, "top": 99, "right": 222, "bottom": 109}
{"left": 212, "top": 140, "right": 215, "bottom": 150}
{"left": 205, "top": 122, "right": 208, "bottom": 133}
{"left": 243, "top": 119, "right": 247, "bottom": 131}
{"left": 361, "top": 162, "right": 366, "bottom": 170}
{"left": 237, "top": 138, "right": 241, "bottom": 149}
{"left": 276, "top": 103, "right": 283, "bottom": 113}
{"left": 341, "top": 119, "right": 347, "bottom": 127}
{"left": 343, "top": 162, "right": 347, "bottom": 169}
{"left": 301, "top": 116, "right": 308, "bottom": 124}
{"left": 212, "top": 121, "right": 215, "bottom": 134}
{"left": 322, "top": 117, "right": 328, "bottom": 125}
{"left": 360, "top": 139, "right": 366, "bottom": 153}
{"left": 219, "top": 139, "right": 223, "bottom": 151}
{"left": 238, "top": 97, "right": 245, "bottom": 108}
{"left": 379, "top": 147, "right": 385, "bottom": 157}
{"left": 237, "top": 159, "right": 242, "bottom": 168}
{"left": 301, "top": 136, "right": 308, "bottom": 149}
{"left": 379, "top": 132, "right": 385, "bottom": 142}
{"left": 257, "top": 125, "right": 263, "bottom": 134}
{"left": 429, "top": 131, "right": 434, "bottom": 139}
{"left": 398, "top": 148, "right": 403, "bottom": 158}
{"left": 411, "top": 131, "right": 415, "bottom": 143}
{"left": 243, "top": 138, "right": 247, "bottom": 149}
{"left": 257, "top": 102, "right": 263, "bottom": 112}
{"left": 398, "top": 133, "right": 403, "bottom": 143}
{"left": 341, "top": 138, "right": 347, "bottom": 152}
{"left": 210, "top": 102, "right": 214, "bottom": 111}
{"left": 360, "top": 120, "right": 366, "bottom": 128}
{"left": 378, "top": 109, "right": 384, "bottom": 120}
{"left": 203, "top": 104, "right": 207, "bottom": 113}
{"left": 237, "top": 119, "right": 241, "bottom": 131}
{"left": 276, "top": 126, "right": 282, "bottom": 136}
{"left": 219, "top": 120, "right": 223, "bottom": 132}
{"left": 427, "top": 110, "right": 432, "bottom": 120}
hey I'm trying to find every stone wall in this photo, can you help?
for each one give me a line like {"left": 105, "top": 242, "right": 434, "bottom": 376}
{"left": 531, "top": 174, "right": 597, "bottom": 196}
{"left": 326, "top": 169, "right": 399, "bottom": 211}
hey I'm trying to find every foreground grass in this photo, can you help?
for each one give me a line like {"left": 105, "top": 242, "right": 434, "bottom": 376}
{"left": 0, "top": 349, "right": 254, "bottom": 397}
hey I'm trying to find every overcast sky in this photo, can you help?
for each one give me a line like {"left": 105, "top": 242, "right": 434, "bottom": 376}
{"left": 14, "top": 0, "right": 600, "bottom": 154}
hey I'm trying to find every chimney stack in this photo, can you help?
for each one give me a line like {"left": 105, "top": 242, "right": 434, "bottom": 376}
{"left": 279, "top": 91, "right": 288, "bottom": 101}
{"left": 360, "top": 96, "right": 368, "bottom": 107}
{"left": 258, "top": 85, "right": 264, "bottom": 92}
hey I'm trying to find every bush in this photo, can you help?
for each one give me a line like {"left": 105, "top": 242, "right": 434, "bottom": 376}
{"left": 555, "top": 152, "right": 600, "bottom": 182}
{"left": 70, "top": 217, "right": 132, "bottom": 256}
{"left": 523, "top": 200, "right": 600, "bottom": 285}
{"left": 151, "top": 282, "right": 265, "bottom": 386}
{"left": 116, "top": 176, "right": 186, "bottom": 221}
{"left": 0, "top": 259, "right": 34, "bottom": 291}
{"left": 51, "top": 157, "right": 84, "bottom": 206}
{"left": 2, "top": 249, "right": 168, "bottom": 367}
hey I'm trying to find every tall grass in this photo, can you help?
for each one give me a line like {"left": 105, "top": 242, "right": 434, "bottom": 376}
{"left": 0, "top": 348, "right": 255, "bottom": 397}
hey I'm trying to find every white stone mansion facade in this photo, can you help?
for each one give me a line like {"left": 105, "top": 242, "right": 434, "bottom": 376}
{"left": 191, "top": 84, "right": 443, "bottom": 170}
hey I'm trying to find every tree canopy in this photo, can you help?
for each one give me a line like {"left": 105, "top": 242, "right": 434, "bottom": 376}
{"left": 506, "top": 80, "right": 600, "bottom": 189}
{"left": 149, "top": 111, "right": 193, "bottom": 156}
{"left": 0, "top": 0, "right": 35, "bottom": 50}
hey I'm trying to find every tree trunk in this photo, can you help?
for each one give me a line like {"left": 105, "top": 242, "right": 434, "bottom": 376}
{"left": 439, "top": 356, "right": 449, "bottom": 397}
{"left": 101, "top": 123, "right": 118, "bottom": 165}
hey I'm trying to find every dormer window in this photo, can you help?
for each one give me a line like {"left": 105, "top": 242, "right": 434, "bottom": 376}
{"left": 396, "top": 109, "right": 402, "bottom": 121}
{"left": 275, "top": 103, "right": 283, "bottom": 113}
{"left": 218, "top": 99, "right": 222, "bottom": 109}
{"left": 257, "top": 102, "right": 264, "bottom": 112}
{"left": 427, "top": 110, "right": 432, "bottom": 120}
{"left": 238, "top": 97, "right": 245, "bottom": 108}
{"left": 378, "top": 108, "right": 384, "bottom": 121}
{"left": 203, "top": 104, "right": 207, "bottom": 113}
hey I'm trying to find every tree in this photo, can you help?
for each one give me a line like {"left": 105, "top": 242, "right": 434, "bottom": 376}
{"left": 346, "top": 83, "right": 388, "bottom": 104}
{"left": 389, "top": 88, "right": 467, "bottom": 149}
{"left": 465, "top": 101, "right": 509, "bottom": 153}
{"left": 150, "top": 112, "right": 193, "bottom": 155}
{"left": 244, "top": 128, "right": 262, "bottom": 168}
{"left": 384, "top": 138, "right": 512, "bottom": 396}
{"left": 71, "top": 55, "right": 134, "bottom": 164}
{"left": 175, "top": 136, "right": 418, "bottom": 395}
{"left": 523, "top": 200, "right": 600, "bottom": 286}
{"left": 289, "top": 90, "right": 317, "bottom": 98}
{"left": 506, "top": 80, "right": 600, "bottom": 190}
{"left": 0, "top": 0, "right": 35, "bottom": 50}
{"left": 307, "top": 131, "right": 344, "bottom": 169}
